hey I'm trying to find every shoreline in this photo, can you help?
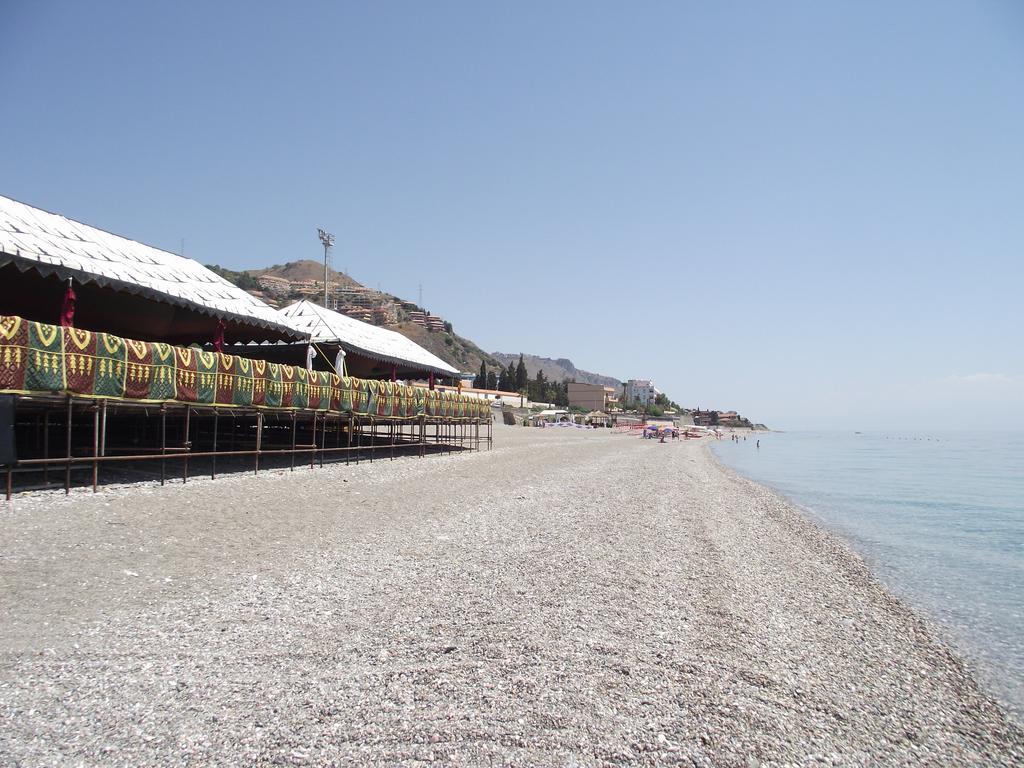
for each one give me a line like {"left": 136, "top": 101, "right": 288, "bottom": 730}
{"left": 704, "top": 440, "right": 1022, "bottom": 723}
{"left": 707, "top": 433, "right": 1024, "bottom": 726}
{"left": 1, "top": 426, "right": 1022, "bottom": 764}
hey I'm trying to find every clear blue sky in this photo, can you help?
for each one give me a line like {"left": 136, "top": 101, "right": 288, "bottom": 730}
{"left": 2, "top": 1, "right": 1022, "bottom": 429}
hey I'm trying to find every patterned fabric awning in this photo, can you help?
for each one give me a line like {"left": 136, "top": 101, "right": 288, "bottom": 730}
{"left": 0, "top": 315, "right": 489, "bottom": 420}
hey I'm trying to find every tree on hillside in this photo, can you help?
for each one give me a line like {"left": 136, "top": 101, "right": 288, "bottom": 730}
{"left": 474, "top": 360, "right": 487, "bottom": 389}
{"left": 528, "top": 369, "right": 548, "bottom": 403}
{"left": 486, "top": 371, "right": 497, "bottom": 390}
{"left": 498, "top": 363, "right": 512, "bottom": 392}
{"left": 553, "top": 378, "right": 569, "bottom": 407}
{"left": 515, "top": 354, "right": 528, "bottom": 391}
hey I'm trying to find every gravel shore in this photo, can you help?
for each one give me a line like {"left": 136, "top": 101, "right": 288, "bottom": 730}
{"left": 1, "top": 424, "right": 1021, "bottom": 766}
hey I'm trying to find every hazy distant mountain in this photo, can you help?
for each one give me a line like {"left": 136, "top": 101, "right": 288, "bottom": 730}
{"left": 491, "top": 353, "right": 621, "bottom": 388}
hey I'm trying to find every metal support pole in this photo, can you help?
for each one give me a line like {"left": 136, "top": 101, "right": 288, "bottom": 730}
{"left": 64, "top": 396, "right": 73, "bottom": 494}
{"left": 334, "top": 412, "right": 341, "bottom": 465}
{"left": 290, "top": 410, "right": 297, "bottom": 471}
{"left": 160, "top": 405, "right": 167, "bottom": 486}
{"left": 92, "top": 403, "right": 99, "bottom": 492}
{"left": 100, "top": 399, "right": 108, "bottom": 457}
{"left": 212, "top": 410, "right": 219, "bottom": 479}
{"left": 182, "top": 407, "right": 191, "bottom": 484}
{"left": 43, "top": 410, "right": 50, "bottom": 485}
{"left": 315, "top": 415, "right": 323, "bottom": 468}
{"left": 310, "top": 412, "right": 317, "bottom": 469}
{"left": 255, "top": 412, "right": 263, "bottom": 474}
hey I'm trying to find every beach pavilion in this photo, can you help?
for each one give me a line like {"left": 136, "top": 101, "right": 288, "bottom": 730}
{"left": 0, "top": 196, "right": 488, "bottom": 497}
{"left": 0, "top": 194, "right": 304, "bottom": 346}
{"left": 263, "top": 299, "right": 460, "bottom": 383}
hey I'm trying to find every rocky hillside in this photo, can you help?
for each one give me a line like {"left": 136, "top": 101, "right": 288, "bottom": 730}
{"left": 392, "top": 321, "right": 502, "bottom": 375}
{"left": 215, "top": 260, "right": 625, "bottom": 384}
{"left": 248, "top": 261, "right": 359, "bottom": 288}
{"left": 491, "top": 353, "right": 621, "bottom": 388}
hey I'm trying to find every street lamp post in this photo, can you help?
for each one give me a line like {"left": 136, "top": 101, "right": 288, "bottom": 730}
{"left": 317, "top": 228, "right": 335, "bottom": 308}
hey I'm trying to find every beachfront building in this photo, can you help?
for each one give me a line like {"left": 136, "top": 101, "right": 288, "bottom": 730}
{"left": 624, "top": 379, "right": 660, "bottom": 407}
{"left": 568, "top": 382, "right": 620, "bottom": 412}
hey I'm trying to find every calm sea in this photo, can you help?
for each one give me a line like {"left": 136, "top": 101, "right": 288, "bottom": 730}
{"left": 712, "top": 431, "right": 1024, "bottom": 721}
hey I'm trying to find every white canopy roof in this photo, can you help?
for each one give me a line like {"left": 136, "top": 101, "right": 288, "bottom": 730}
{"left": 0, "top": 194, "right": 303, "bottom": 339}
{"left": 279, "top": 300, "right": 458, "bottom": 376}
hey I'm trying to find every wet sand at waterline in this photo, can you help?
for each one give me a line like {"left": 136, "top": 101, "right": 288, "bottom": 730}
{"left": 1, "top": 424, "right": 1021, "bottom": 766}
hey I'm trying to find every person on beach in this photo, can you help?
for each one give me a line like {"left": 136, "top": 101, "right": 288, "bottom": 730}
{"left": 757, "top": 440, "right": 760, "bottom": 449}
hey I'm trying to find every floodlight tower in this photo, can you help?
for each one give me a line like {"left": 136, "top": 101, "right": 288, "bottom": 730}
{"left": 317, "top": 228, "right": 335, "bottom": 308}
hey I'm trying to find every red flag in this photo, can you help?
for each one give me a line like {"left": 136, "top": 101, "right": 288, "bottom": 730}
{"left": 213, "top": 319, "right": 226, "bottom": 352}
{"left": 60, "top": 280, "right": 76, "bottom": 328}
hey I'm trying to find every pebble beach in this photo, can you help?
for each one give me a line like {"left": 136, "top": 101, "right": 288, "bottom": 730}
{"left": 1, "top": 425, "right": 1021, "bottom": 766}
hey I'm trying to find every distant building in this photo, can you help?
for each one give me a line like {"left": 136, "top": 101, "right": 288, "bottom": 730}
{"left": 409, "top": 310, "right": 446, "bottom": 331}
{"left": 692, "top": 410, "right": 711, "bottom": 426}
{"left": 568, "top": 382, "right": 615, "bottom": 412}
{"left": 334, "top": 285, "right": 378, "bottom": 308}
{"left": 693, "top": 410, "right": 735, "bottom": 427}
{"left": 257, "top": 274, "right": 292, "bottom": 296}
{"left": 625, "top": 379, "right": 660, "bottom": 406}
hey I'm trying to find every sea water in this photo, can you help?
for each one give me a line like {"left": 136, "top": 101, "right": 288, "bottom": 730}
{"left": 712, "top": 431, "right": 1024, "bottom": 721}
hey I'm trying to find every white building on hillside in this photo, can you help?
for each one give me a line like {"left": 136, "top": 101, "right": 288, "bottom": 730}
{"left": 625, "top": 378, "right": 660, "bottom": 406}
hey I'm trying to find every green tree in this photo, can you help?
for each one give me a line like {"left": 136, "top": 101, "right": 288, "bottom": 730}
{"left": 553, "top": 378, "right": 569, "bottom": 407}
{"left": 486, "top": 371, "right": 497, "bottom": 390}
{"left": 498, "top": 362, "right": 514, "bottom": 392}
{"left": 529, "top": 368, "right": 547, "bottom": 402}
{"left": 474, "top": 360, "right": 487, "bottom": 389}
{"left": 515, "top": 354, "right": 528, "bottom": 391}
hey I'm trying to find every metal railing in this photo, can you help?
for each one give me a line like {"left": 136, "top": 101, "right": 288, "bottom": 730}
{"left": 3, "top": 394, "right": 493, "bottom": 499}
